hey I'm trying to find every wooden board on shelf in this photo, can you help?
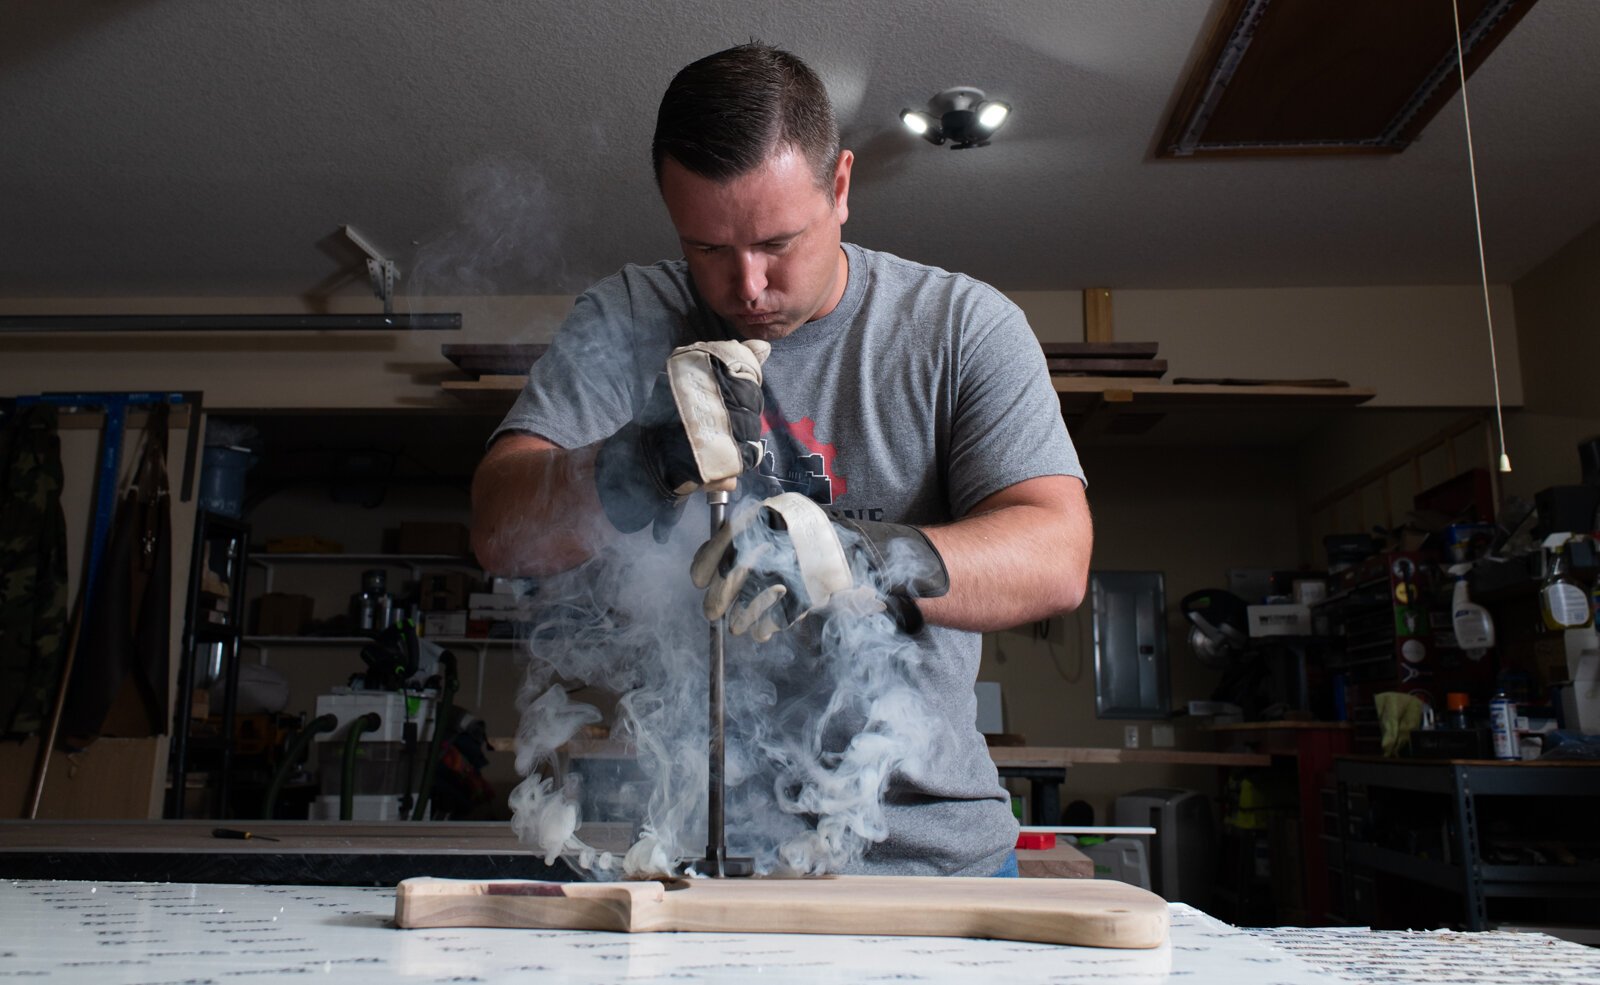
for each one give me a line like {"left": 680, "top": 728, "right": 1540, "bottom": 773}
{"left": 1047, "top": 358, "right": 1167, "bottom": 377}
{"left": 442, "top": 343, "right": 549, "bottom": 377}
{"left": 1055, "top": 377, "right": 1375, "bottom": 415}
{"left": 440, "top": 376, "right": 527, "bottom": 405}
{"left": 987, "top": 745, "right": 1272, "bottom": 768}
{"left": 1040, "top": 341, "right": 1157, "bottom": 359}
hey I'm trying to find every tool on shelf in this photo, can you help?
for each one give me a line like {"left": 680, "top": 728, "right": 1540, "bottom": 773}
{"left": 211, "top": 827, "right": 279, "bottom": 842}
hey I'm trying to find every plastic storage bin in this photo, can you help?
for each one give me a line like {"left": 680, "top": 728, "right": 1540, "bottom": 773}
{"left": 1077, "top": 836, "right": 1152, "bottom": 890}
{"left": 198, "top": 445, "right": 256, "bottom": 518}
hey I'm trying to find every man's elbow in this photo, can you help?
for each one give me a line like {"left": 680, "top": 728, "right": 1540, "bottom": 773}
{"left": 469, "top": 518, "right": 512, "bottom": 575}
{"left": 1050, "top": 506, "right": 1092, "bottom": 615}
{"left": 469, "top": 456, "right": 539, "bottom": 576}
{"left": 1054, "top": 559, "right": 1089, "bottom": 615}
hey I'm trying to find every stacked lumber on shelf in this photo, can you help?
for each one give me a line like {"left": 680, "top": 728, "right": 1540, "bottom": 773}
{"left": 1039, "top": 342, "right": 1165, "bottom": 378}
{"left": 441, "top": 343, "right": 548, "bottom": 378}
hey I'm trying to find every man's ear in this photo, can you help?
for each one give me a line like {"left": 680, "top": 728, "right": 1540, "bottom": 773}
{"left": 832, "top": 149, "right": 854, "bottom": 225}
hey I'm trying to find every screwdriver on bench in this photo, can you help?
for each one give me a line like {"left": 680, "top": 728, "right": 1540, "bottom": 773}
{"left": 212, "top": 827, "right": 280, "bottom": 842}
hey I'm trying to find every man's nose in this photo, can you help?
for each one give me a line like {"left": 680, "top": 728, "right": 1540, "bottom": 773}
{"left": 734, "top": 251, "right": 766, "bottom": 303}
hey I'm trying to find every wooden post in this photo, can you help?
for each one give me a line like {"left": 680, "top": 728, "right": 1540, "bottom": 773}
{"left": 1083, "top": 289, "right": 1113, "bottom": 343}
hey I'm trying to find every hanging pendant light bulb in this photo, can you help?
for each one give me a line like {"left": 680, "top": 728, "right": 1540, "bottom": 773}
{"left": 1451, "top": 0, "right": 1512, "bottom": 474}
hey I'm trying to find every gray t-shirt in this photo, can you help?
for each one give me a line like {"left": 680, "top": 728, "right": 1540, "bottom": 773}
{"left": 496, "top": 243, "right": 1084, "bottom": 876}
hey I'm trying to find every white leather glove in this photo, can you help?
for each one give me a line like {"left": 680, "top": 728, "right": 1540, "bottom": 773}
{"left": 594, "top": 339, "right": 770, "bottom": 540}
{"left": 690, "top": 492, "right": 950, "bottom": 642}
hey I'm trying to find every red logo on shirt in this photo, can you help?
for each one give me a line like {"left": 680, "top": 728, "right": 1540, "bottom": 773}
{"left": 758, "top": 415, "right": 845, "bottom": 504}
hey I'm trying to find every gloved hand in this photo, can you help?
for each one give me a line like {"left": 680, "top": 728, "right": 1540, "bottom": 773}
{"left": 690, "top": 492, "right": 950, "bottom": 641}
{"left": 594, "top": 340, "right": 770, "bottom": 540}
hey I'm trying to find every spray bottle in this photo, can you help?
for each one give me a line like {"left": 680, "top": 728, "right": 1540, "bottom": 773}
{"left": 1448, "top": 563, "right": 1495, "bottom": 659}
{"left": 1540, "top": 534, "right": 1594, "bottom": 632}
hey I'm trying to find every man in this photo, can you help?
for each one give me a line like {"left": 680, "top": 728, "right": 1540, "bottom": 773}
{"left": 473, "top": 43, "right": 1091, "bottom": 877}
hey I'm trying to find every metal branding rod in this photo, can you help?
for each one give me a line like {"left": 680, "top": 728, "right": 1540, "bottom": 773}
{"left": 699, "top": 480, "right": 752, "bottom": 878}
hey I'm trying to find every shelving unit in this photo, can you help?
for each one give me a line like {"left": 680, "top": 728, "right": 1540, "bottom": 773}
{"left": 169, "top": 511, "right": 250, "bottom": 819}
{"left": 1334, "top": 757, "right": 1600, "bottom": 931}
{"left": 249, "top": 552, "right": 482, "bottom": 591}
{"left": 239, "top": 553, "right": 527, "bottom": 709}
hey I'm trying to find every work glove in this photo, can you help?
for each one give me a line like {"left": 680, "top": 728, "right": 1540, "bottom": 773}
{"left": 690, "top": 492, "right": 950, "bottom": 642}
{"left": 594, "top": 340, "right": 770, "bottom": 541}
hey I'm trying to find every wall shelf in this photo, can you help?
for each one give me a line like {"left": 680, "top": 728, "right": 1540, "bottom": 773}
{"left": 250, "top": 553, "right": 479, "bottom": 568}
{"left": 242, "top": 635, "right": 520, "bottom": 647}
{"left": 441, "top": 373, "right": 1376, "bottom": 407}
{"left": 442, "top": 373, "right": 1378, "bottom": 445}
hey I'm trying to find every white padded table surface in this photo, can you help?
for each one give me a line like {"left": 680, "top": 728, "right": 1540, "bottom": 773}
{"left": 3, "top": 879, "right": 1596, "bottom": 984}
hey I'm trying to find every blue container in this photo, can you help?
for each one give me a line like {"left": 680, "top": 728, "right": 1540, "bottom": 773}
{"left": 199, "top": 445, "right": 256, "bottom": 518}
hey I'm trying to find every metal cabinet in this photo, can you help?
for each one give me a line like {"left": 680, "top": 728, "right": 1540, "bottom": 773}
{"left": 1335, "top": 757, "right": 1600, "bottom": 931}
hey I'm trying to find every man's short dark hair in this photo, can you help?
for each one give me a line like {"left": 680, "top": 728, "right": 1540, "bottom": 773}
{"left": 652, "top": 42, "right": 840, "bottom": 193}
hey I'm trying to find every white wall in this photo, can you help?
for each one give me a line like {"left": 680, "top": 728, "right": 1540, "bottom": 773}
{"left": 1501, "top": 217, "right": 1600, "bottom": 496}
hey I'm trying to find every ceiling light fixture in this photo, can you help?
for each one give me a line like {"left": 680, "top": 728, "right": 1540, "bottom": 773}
{"left": 900, "top": 87, "right": 1012, "bottom": 149}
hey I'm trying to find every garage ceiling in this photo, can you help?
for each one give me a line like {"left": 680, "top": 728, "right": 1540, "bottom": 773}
{"left": 2, "top": 0, "right": 1598, "bottom": 300}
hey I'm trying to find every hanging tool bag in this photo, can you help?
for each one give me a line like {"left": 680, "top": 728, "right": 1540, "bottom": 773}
{"left": 0, "top": 404, "right": 71, "bottom": 737}
{"left": 61, "top": 406, "right": 173, "bottom": 747}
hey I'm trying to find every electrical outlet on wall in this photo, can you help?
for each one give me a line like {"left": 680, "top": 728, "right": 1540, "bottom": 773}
{"left": 1123, "top": 725, "right": 1140, "bottom": 749}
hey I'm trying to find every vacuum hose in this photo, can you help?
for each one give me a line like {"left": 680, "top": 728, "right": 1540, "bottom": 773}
{"left": 410, "top": 653, "right": 459, "bottom": 821}
{"left": 340, "top": 712, "right": 382, "bottom": 821}
{"left": 262, "top": 713, "right": 338, "bottom": 819}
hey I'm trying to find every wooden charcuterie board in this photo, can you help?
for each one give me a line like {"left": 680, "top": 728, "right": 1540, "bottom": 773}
{"left": 395, "top": 875, "right": 1169, "bottom": 949}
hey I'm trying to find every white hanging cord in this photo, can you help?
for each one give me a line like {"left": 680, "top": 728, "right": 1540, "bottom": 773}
{"left": 1451, "top": 0, "right": 1512, "bottom": 473}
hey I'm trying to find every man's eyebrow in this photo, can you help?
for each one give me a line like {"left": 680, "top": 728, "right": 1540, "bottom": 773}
{"left": 681, "top": 228, "right": 805, "bottom": 249}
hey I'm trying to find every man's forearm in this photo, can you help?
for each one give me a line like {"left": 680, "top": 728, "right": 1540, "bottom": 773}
{"left": 470, "top": 438, "right": 614, "bottom": 576}
{"left": 916, "top": 477, "right": 1092, "bottom": 632}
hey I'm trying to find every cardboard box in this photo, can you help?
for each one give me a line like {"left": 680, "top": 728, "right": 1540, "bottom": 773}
{"left": 1246, "top": 603, "right": 1311, "bottom": 638}
{"left": 1292, "top": 579, "right": 1327, "bottom": 605}
{"left": 393, "top": 521, "right": 470, "bottom": 556}
{"left": 423, "top": 611, "right": 468, "bottom": 638}
{"left": 467, "top": 592, "right": 537, "bottom": 626}
{"left": 255, "top": 592, "right": 314, "bottom": 635}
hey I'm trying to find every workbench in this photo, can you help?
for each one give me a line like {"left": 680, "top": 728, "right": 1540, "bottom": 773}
{"left": 5, "top": 878, "right": 1595, "bottom": 984}
{"left": 558, "top": 737, "right": 1269, "bottom": 833}
{"left": 986, "top": 744, "right": 1272, "bottom": 827}
{"left": 0, "top": 820, "right": 1092, "bottom": 883}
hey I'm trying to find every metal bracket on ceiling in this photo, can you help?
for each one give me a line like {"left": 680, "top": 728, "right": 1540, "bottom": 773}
{"left": 343, "top": 224, "right": 398, "bottom": 315}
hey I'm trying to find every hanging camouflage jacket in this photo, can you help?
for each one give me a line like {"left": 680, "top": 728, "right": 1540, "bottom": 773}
{"left": 0, "top": 404, "right": 70, "bottom": 737}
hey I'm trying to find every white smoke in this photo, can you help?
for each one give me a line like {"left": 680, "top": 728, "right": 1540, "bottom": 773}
{"left": 408, "top": 156, "right": 573, "bottom": 296}
{"left": 506, "top": 498, "right": 944, "bottom": 879}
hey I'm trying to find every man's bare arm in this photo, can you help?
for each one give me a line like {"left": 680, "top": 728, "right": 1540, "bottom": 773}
{"left": 470, "top": 433, "right": 614, "bottom": 576}
{"left": 917, "top": 474, "right": 1092, "bottom": 632}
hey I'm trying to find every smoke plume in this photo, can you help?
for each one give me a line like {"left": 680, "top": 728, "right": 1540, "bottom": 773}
{"left": 507, "top": 499, "right": 942, "bottom": 878}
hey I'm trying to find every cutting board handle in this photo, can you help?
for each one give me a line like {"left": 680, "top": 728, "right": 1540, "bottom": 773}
{"left": 395, "top": 878, "right": 667, "bottom": 931}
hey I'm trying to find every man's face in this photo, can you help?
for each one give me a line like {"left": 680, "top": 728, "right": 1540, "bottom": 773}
{"left": 659, "top": 146, "right": 852, "bottom": 341}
